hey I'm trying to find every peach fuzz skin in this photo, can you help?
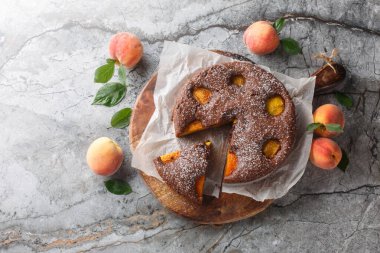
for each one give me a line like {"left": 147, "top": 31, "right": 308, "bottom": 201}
{"left": 313, "top": 104, "right": 345, "bottom": 137}
{"left": 243, "top": 21, "right": 280, "bottom": 55}
{"left": 309, "top": 138, "right": 342, "bottom": 170}
{"left": 86, "top": 137, "right": 124, "bottom": 176}
{"left": 109, "top": 32, "right": 143, "bottom": 69}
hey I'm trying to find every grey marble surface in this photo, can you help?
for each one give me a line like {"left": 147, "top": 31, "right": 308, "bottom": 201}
{"left": 0, "top": 0, "right": 379, "bottom": 252}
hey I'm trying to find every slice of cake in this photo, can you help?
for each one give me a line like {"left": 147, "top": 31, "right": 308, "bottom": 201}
{"left": 153, "top": 142, "right": 211, "bottom": 204}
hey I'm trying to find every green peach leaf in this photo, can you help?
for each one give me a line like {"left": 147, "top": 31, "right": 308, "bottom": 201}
{"left": 337, "top": 149, "right": 349, "bottom": 172}
{"left": 118, "top": 65, "right": 127, "bottom": 85}
{"left": 92, "top": 82, "right": 126, "bottom": 107}
{"left": 281, "top": 38, "right": 302, "bottom": 55}
{"left": 325, "top": 123, "right": 343, "bottom": 132}
{"left": 334, "top": 91, "right": 353, "bottom": 109}
{"left": 306, "top": 123, "right": 322, "bottom": 131}
{"left": 111, "top": 108, "right": 132, "bottom": 129}
{"left": 273, "top": 17, "right": 286, "bottom": 33}
{"left": 94, "top": 61, "right": 115, "bottom": 83}
{"left": 104, "top": 179, "right": 132, "bottom": 195}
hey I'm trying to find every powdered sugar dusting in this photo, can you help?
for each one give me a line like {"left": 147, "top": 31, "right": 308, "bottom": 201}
{"left": 172, "top": 62, "right": 296, "bottom": 183}
{"left": 154, "top": 143, "right": 210, "bottom": 203}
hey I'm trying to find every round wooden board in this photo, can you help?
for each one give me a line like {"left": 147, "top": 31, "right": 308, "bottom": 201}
{"left": 129, "top": 64, "right": 272, "bottom": 225}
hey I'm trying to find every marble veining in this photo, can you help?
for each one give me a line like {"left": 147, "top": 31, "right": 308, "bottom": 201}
{"left": 0, "top": 0, "right": 379, "bottom": 252}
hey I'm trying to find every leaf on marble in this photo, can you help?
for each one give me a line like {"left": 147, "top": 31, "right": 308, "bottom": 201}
{"left": 94, "top": 59, "right": 116, "bottom": 83}
{"left": 281, "top": 38, "right": 302, "bottom": 55}
{"left": 273, "top": 17, "right": 285, "bottom": 33}
{"left": 334, "top": 91, "right": 353, "bottom": 109}
{"left": 337, "top": 148, "right": 349, "bottom": 172}
{"left": 92, "top": 82, "right": 126, "bottom": 107}
{"left": 325, "top": 123, "right": 343, "bottom": 132}
{"left": 107, "top": 58, "right": 116, "bottom": 64}
{"left": 111, "top": 108, "right": 132, "bottom": 129}
{"left": 118, "top": 65, "right": 127, "bottom": 85}
{"left": 306, "top": 123, "right": 322, "bottom": 131}
{"left": 105, "top": 179, "right": 132, "bottom": 195}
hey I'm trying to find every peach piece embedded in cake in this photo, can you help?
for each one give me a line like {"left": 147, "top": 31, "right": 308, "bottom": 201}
{"left": 224, "top": 151, "right": 238, "bottom": 177}
{"left": 193, "top": 87, "right": 212, "bottom": 104}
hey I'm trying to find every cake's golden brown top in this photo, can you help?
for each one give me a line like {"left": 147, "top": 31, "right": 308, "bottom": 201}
{"left": 172, "top": 62, "right": 296, "bottom": 183}
{"left": 153, "top": 142, "right": 211, "bottom": 204}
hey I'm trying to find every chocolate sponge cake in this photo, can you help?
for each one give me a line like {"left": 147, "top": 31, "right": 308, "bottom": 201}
{"left": 153, "top": 142, "right": 211, "bottom": 204}
{"left": 172, "top": 62, "right": 296, "bottom": 183}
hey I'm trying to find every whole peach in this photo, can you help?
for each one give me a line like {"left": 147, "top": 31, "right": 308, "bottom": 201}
{"left": 243, "top": 21, "right": 280, "bottom": 55}
{"left": 313, "top": 104, "right": 345, "bottom": 137}
{"left": 309, "top": 138, "right": 342, "bottom": 170}
{"left": 109, "top": 32, "right": 143, "bottom": 69}
{"left": 86, "top": 137, "right": 123, "bottom": 176}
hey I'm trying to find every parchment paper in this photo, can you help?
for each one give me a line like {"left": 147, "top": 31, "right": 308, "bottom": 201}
{"left": 131, "top": 41, "right": 315, "bottom": 201}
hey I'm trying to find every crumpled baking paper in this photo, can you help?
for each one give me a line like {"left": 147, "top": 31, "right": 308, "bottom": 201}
{"left": 131, "top": 41, "right": 315, "bottom": 202}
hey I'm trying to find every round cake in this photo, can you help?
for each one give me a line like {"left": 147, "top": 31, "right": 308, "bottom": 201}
{"left": 172, "top": 61, "right": 296, "bottom": 183}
